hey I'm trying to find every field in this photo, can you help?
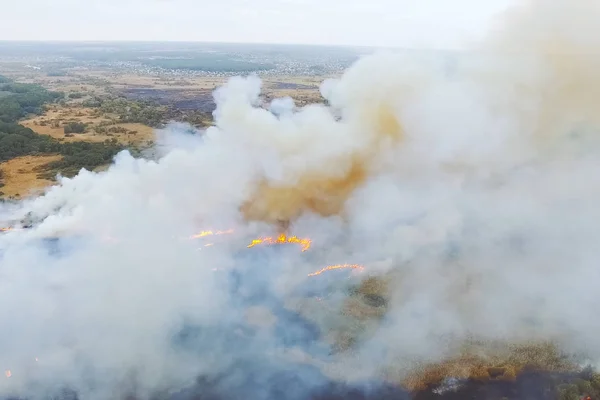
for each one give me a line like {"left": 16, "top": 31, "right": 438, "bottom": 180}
{"left": 20, "top": 107, "right": 155, "bottom": 144}
{"left": 0, "top": 42, "right": 352, "bottom": 200}
{"left": 0, "top": 154, "right": 63, "bottom": 198}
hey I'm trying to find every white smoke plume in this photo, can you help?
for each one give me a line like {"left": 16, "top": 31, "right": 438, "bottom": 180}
{"left": 2, "top": 0, "right": 600, "bottom": 398}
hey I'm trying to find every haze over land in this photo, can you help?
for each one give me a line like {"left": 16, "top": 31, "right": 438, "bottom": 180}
{"left": 3, "top": 0, "right": 600, "bottom": 400}
{"left": 0, "top": 42, "right": 358, "bottom": 198}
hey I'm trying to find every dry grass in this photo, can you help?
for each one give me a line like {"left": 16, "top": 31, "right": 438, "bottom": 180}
{"left": 2, "top": 63, "right": 332, "bottom": 95}
{"left": 400, "top": 341, "right": 576, "bottom": 391}
{"left": 106, "top": 74, "right": 329, "bottom": 91}
{"left": 327, "top": 274, "right": 579, "bottom": 391}
{"left": 0, "top": 155, "right": 63, "bottom": 198}
{"left": 105, "top": 74, "right": 228, "bottom": 90}
{"left": 92, "top": 71, "right": 326, "bottom": 104}
{"left": 0, "top": 69, "right": 108, "bottom": 96}
{"left": 21, "top": 107, "right": 155, "bottom": 145}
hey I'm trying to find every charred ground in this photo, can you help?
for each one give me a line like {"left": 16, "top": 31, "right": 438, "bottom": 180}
{"left": 2, "top": 368, "right": 597, "bottom": 400}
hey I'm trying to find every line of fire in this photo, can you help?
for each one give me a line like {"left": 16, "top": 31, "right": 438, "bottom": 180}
{"left": 1, "top": 223, "right": 366, "bottom": 277}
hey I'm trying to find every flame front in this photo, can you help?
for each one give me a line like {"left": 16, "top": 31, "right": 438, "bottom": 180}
{"left": 246, "top": 233, "right": 311, "bottom": 252}
{"left": 188, "top": 230, "right": 313, "bottom": 253}
{"left": 308, "top": 264, "right": 365, "bottom": 277}
{"left": 0, "top": 227, "right": 12, "bottom": 232}
{"left": 190, "top": 229, "right": 234, "bottom": 239}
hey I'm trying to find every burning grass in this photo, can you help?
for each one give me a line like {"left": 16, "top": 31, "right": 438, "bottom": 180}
{"left": 410, "top": 367, "right": 600, "bottom": 400}
{"left": 308, "top": 264, "right": 364, "bottom": 277}
{"left": 188, "top": 229, "right": 357, "bottom": 277}
{"left": 247, "top": 233, "right": 312, "bottom": 252}
{"left": 3, "top": 225, "right": 599, "bottom": 399}
{"left": 399, "top": 342, "right": 577, "bottom": 391}
{"left": 317, "top": 274, "right": 595, "bottom": 397}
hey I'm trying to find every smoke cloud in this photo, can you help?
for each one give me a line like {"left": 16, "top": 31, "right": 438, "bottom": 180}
{"left": 2, "top": 0, "right": 600, "bottom": 398}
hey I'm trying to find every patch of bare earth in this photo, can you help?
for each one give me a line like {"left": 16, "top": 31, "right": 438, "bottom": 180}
{"left": 112, "top": 75, "right": 327, "bottom": 109}
{"left": 0, "top": 155, "right": 63, "bottom": 199}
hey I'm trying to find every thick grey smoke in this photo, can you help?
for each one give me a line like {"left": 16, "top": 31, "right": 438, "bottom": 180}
{"left": 2, "top": 0, "right": 600, "bottom": 398}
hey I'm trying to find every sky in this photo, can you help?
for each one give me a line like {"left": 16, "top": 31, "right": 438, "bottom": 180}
{"left": 1, "top": 0, "right": 517, "bottom": 49}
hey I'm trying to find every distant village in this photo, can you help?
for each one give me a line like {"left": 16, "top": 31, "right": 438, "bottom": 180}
{"left": 11, "top": 54, "right": 353, "bottom": 78}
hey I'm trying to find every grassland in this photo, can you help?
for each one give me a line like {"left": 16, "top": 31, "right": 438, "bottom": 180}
{"left": 20, "top": 107, "right": 155, "bottom": 145}
{"left": 1, "top": 154, "right": 63, "bottom": 198}
{"left": 0, "top": 59, "right": 328, "bottom": 200}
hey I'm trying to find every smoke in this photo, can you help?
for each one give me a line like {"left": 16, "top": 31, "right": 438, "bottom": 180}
{"left": 2, "top": 0, "right": 600, "bottom": 398}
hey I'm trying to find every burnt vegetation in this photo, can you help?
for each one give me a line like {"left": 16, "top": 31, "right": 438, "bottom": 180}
{"left": 402, "top": 367, "right": 599, "bottom": 400}
{"left": 86, "top": 93, "right": 213, "bottom": 128}
{"left": 97, "top": 97, "right": 166, "bottom": 127}
{"left": 2, "top": 368, "right": 599, "bottom": 400}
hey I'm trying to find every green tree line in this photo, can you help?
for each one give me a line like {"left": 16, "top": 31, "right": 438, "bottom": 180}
{"left": 0, "top": 76, "right": 122, "bottom": 191}
{"left": 0, "top": 81, "right": 63, "bottom": 123}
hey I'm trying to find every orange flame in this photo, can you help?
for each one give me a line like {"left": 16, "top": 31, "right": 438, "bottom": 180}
{"left": 1, "top": 227, "right": 26, "bottom": 233}
{"left": 246, "top": 233, "right": 311, "bottom": 252}
{"left": 308, "top": 264, "right": 365, "bottom": 277}
{"left": 4, "top": 370, "right": 11, "bottom": 378}
{"left": 190, "top": 229, "right": 234, "bottom": 239}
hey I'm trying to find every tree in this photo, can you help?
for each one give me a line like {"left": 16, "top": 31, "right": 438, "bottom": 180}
{"left": 64, "top": 122, "right": 86, "bottom": 134}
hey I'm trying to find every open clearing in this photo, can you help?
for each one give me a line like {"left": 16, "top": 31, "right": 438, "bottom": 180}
{"left": 0, "top": 155, "right": 64, "bottom": 199}
{"left": 21, "top": 107, "right": 155, "bottom": 146}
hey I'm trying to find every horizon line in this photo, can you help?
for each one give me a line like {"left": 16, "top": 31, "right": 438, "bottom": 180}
{"left": 0, "top": 39, "right": 464, "bottom": 52}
